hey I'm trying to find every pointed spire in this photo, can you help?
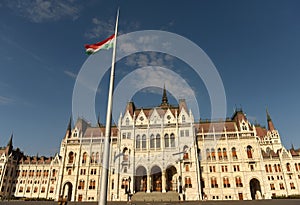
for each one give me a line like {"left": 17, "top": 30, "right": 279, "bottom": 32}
{"left": 161, "top": 84, "right": 169, "bottom": 106}
{"left": 266, "top": 108, "right": 275, "bottom": 131}
{"left": 97, "top": 113, "right": 101, "bottom": 127}
{"left": 7, "top": 133, "right": 13, "bottom": 148}
{"left": 6, "top": 133, "right": 13, "bottom": 154}
{"left": 65, "top": 116, "right": 72, "bottom": 138}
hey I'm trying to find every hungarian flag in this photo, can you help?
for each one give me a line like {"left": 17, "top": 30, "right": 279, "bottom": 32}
{"left": 85, "top": 34, "right": 115, "bottom": 55}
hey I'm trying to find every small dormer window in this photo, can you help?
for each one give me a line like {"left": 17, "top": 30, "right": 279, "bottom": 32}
{"left": 182, "top": 115, "right": 186, "bottom": 123}
{"left": 241, "top": 122, "right": 247, "bottom": 131}
{"left": 73, "top": 131, "right": 78, "bottom": 137}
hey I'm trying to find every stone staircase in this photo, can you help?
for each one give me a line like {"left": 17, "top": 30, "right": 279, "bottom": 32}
{"left": 131, "top": 192, "right": 179, "bottom": 202}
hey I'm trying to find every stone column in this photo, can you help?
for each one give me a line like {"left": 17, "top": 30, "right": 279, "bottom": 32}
{"left": 147, "top": 173, "right": 151, "bottom": 193}
{"left": 162, "top": 170, "right": 166, "bottom": 193}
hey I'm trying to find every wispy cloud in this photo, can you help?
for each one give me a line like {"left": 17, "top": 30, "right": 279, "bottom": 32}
{"left": 4, "top": 0, "right": 80, "bottom": 23}
{"left": 84, "top": 18, "right": 140, "bottom": 39}
{"left": 0, "top": 96, "right": 14, "bottom": 105}
{"left": 125, "top": 52, "right": 175, "bottom": 69}
{"left": 64, "top": 70, "right": 77, "bottom": 79}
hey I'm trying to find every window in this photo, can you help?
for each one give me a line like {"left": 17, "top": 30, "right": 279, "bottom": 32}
{"left": 90, "top": 152, "right": 95, "bottom": 163}
{"left": 19, "top": 187, "right": 23, "bottom": 193}
{"left": 223, "top": 177, "right": 230, "bottom": 188}
{"left": 279, "top": 183, "right": 284, "bottom": 190}
{"left": 142, "top": 135, "right": 147, "bottom": 149}
{"left": 233, "top": 165, "right": 240, "bottom": 172}
{"left": 185, "top": 164, "right": 189, "bottom": 172}
{"left": 211, "top": 177, "right": 218, "bottom": 188}
{"left": 209, "top": 166, "right": 216, "bottom": 172}
{"left": 111, "top": 179, "right": 114, "bottom": 189}
{"left": 278, "top": 164, "right": 281, "bottom": 172}
{"left": 274, "top": 164, "right": 278, "bottom": 172}
{"left": 136, "top": 135, "right": 141, "bottom": 149}
{"left": 50, "top": 187, "right": 54, "bottom": 193}
{"left": 34, "top": 187, "right": 38, "bottom": 193}
{"left": 232, "top": 147, "right": 237, "bottom": 159}
{"left": 125, "top": 118, "right": 129, "bottom": 125}
{"left": 218, "top": 148, "right": 222, "bottom": 160}
{"left": 80, "top": 169, "right": 86, "bottom": 175}
{"left": 90, "top": 169, "right": 97, "bottom": 175}
{"left": 265, "top": 165, "right": 269, "bottom": 172}
{"left": 68, "top": 151, "right": 74, "bottom": 163}
{"left": 180, "top": 130, "right": 184, "bottom": 137}
{"left": 124, "top": 167, "right": 127, "bottom": 173}
{"left": 123, "top": 148, "right": 129, "bottom": 161}
{"left": 52, "top": 169, "right": 56, "bottom": 177}
{"left": 183, "top": 152, "right": 189, "bottom": 160}
{"left": 82, "top": 152, "right": 87, "bottom": 164}
{"left": 89, "top": 180, "right": 96, "bottom": 189}
{"left": 150, "top": 134, "right": 155, "bottom": 148}
{"left": 182, "top": 115, "right": 186, "bottom": 123}
{"left": 185, "top": 177, "right": 192, "bottom": 188}
{"left": 250, "top": 165, "right": 254, "bottom": 171}
{"left": 41, "top": 187, "right": 45, "bottom": 193}
{"left": 295, "top": 163, "right": 299, "bottom": 171}
{"left": 269, "top": 164, "right": 272, "bottom": 172}
{"left": 206, "top": 149, "right": 211, "bottom": 160}
{"left": 221, "top": 165, "right": 228, "bottom": 172}
{"left": 235, "top": 177, "right": 243, "bottom": 187}
{"left": 68, "top": 169, "right": 72, "bottom": 175}
{"left": 78, "top": 180, "right": 85, "bottom": 190}
{"left": 170, "top": 133, "right": 175, "bottom": 147}
{"left": 246, "top": 146, "right": 253, "bottom": 159}
{"left": 290, "top": 182, "right": 296, "bottom": 189}
{"left": 223, "top": 148, "right": 227, "bottom": 159}
{"left": 156, "top": 134, "right": 161, "bottom": 148}
{"left": 211, "top": 148, "right": 216, "bottom": 160}
{"left": 286, "top": 163, "right": 291, "bottom": 172}
{"left": 185, "top": 130, "right": 189, "bottom": 137}
{"left": 270, "top": 183, "right": 275, "bottom": 190}
{"left": 121, "top": 178, "right": 128, "bottom": 189}
{"left": 164, "top": 134, "right": 169, "bottom": 148}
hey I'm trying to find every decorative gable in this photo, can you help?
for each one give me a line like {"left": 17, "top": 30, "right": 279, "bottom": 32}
{"left": 149, "top": 108, "right": 162, "bottom": 125}
{"left": 136, "top": 110, "right": 148, "bottom": 125}
{"left": 164, "top": 109, "right": 176, "bottom": 124}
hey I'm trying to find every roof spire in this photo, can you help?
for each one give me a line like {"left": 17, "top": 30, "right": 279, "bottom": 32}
{"left": 266, "top": 108, "right": 275, "bottom": 131}
{"left": 97, "top": 113, "right": 101, "bottom": 127}
{"left": 65, "top": 116, "right": 72, "bottom": 138}
{"left": 5, "top": 133, "right": 13, "bottom": 154}
{"left": 161, "top": 84, "right": 168, "bottom": 106}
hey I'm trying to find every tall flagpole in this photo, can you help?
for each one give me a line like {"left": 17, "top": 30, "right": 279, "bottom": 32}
{"left": 99, "top": 8, "right": 119, "bottom": 205}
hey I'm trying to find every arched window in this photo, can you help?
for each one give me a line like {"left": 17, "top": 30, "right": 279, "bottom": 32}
{"left": 217, "top": 148, "right": 222, "bottom": 160}
{"left": 52, "top": 169, "right": 56, "bottom": 177}
{"left": 211, "top": 148, "right": 216, "bottom": 160}
{"left": 111, "top": 179, "right": 114, "bottom": 189}
{"left": 246, "top": 145, "right": 253, "bottom": 159}
{"left": 164, "top": 134, "right": 169, "bottom": 148}
{"left": 136, "top": 135, "right": 141, "bottom": 149}
{"left": 295, "top": 163, "right": 299, "bottom": 172}
{"left": 78, "top": 180, "right": 85, "bottom": 190}
{"left": 265, "top": 165, "right": 269, "bottom": 172}
{"left": 68, "top": 152, "right": 74, "bottom": 163}
{"left": 170, "top": 133, "right": 175, "bottom": 147}
{"left": 211, "top": 177, "right": 218, "bottom": 188}
{"left": 206, "top": 148, "right": 210, "bottom": 160}
{"left": 95, "top": 152, "right": 99, "bottom": 163}
{"left": 82, "top": 152, "right": 87, "bottom": 164}
{"left": 142, "top": 134, "right": 147, "bottom": 149}
{"left": 223, "top": 148, "right": 227, "bottom": 159}
{"left": 278, "top": 164, "right": 282, "bottom": 172}
{"left": 91, "top": 152, "right": 95, "bottom": 163}
{"left": 89, "top": 179, "right": 96, "bottom": 190}
{"left": 156, "top": 134, "right": 161, "bottom": 148}
{"left": 269, "top": 164, "right": 272, "bottom": 172}
{"left": 223, "top": 177, "right": 230, "bottom": 188}
{"left": 150, "top": 134, "right": 155, "bottom": 148}
{"left": 123, "top": 148, "right": 128, "bottom": 161}
{"left": 185, "top": 177, "right": 192, "bottom": 188}
{"left": 286, "top": 163, "right": 291, "bottom": 172}
{"left": 232, "top": 147, "right": 237, "bottom": 159}
{"left": 125, "top": 118, "right": 129, "bottom": 125}
{"left": 235, "top": 177, "right": 243, "bottom": 187}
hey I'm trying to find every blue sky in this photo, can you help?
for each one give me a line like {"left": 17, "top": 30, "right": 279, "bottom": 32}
{"left": 0, "top": 0, "right": 300, "bottom": 156}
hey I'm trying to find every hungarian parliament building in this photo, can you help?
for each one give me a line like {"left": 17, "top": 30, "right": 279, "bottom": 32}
{"left": 0, "top": 88, "right": 300, "bottom": 202}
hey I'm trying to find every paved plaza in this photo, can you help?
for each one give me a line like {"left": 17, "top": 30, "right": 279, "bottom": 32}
{"left": 0, "top": 200, "right": 300, "bottom": 205}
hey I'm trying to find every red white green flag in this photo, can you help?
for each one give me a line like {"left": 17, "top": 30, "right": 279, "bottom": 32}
{"left": 84, "top": 34, "right": 115, "bottom": 55}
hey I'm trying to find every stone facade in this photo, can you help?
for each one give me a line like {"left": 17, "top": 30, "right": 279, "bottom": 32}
{"left": 0, "top": 90, "right": 300, "bottom": 201}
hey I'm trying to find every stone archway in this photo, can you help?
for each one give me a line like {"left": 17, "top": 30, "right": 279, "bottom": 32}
{"left": 62, "top": 182, "right": 73, "bottom": 201}
{"left": 250, "top": 178, "right": 261, "bottom": 200}
{"left": 151, "top": 166, "right": 162, "bottom": 192}
{"left": 166, "top": 165, "right": 177, "bottom": 192}
{"left": 135, "top": 166, "right": 147, "bottom": 192}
